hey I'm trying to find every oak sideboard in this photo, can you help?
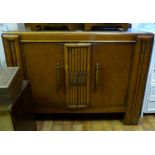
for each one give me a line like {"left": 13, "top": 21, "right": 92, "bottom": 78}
{"left": 2, "top": 31, "right": 154, "bottom": 124}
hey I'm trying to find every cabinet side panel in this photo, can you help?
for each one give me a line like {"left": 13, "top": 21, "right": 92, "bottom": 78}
{"left": 2, "top": 35, "right": 25, "bottom": 79}
{"left": 124, "top": 35, "right": 154, "bottom": 124}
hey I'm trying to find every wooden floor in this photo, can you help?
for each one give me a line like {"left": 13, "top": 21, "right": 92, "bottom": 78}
{"left": 36, "top": 114, "right": 155, "bottom": 131}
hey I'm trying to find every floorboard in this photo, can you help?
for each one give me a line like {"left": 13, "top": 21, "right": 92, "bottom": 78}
{"left": 36, "top": 114, "right": 155, "bottom": 131}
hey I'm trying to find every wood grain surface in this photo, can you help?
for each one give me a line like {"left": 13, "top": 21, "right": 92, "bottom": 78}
{"left": 37, "top": 114, "right": 155, "bottom": 131}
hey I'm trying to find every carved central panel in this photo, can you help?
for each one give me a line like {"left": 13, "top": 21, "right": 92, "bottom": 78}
{"left": 64, "top": 43, "right": 91, "bottom": 108}
{"left": 69, "top": 72, "right": 87, "bottom": 85}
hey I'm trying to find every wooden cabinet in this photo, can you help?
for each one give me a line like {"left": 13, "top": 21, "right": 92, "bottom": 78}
{"left": 0, "top": 81, "right": 36, "bottom": 131}
{"left": 2, "top": 31, "right": 154, "bottom": 124}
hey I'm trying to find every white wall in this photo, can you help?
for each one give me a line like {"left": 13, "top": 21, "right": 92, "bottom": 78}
{"left": 132, "top": 23, "right": 155, "bottom": 30}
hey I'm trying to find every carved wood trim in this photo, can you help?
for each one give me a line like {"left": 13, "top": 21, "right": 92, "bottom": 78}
{"left": 2, "top": 35, "right": 25, "bottom": 79}
{"left": 64, "top": 43, "right": 91, "bottom": 108}
{"left": 124, "top": 35, "right": 154, "bottom": 124}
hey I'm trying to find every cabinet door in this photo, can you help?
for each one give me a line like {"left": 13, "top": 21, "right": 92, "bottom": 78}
{"left": 91, "top": 43, "right": 134, "bottom": 111}
{"left": 64, "top": 43, "right": 91, "bottom": 108}
{"left": 22, "top": 43, "right": 66, "bottom": 109}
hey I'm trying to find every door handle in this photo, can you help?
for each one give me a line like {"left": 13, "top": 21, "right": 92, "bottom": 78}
{"left": 56, "top": 62, "right": 61, "bottom": 90}
{"left": 95, "top": 62, "right": 99, "bottom": 89}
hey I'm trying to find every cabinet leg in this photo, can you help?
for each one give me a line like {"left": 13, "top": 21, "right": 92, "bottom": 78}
{"left": 124, "top": 113, "right": 139, "bottom": 125}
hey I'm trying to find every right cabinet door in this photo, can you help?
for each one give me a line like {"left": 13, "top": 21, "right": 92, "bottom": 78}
{"left": 91, "top": 43, "right": 135, "bottom": 112}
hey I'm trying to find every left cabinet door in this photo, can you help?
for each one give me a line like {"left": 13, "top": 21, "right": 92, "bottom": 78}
{"left": 22, "top": 43, "right": 66, "bottom": 110}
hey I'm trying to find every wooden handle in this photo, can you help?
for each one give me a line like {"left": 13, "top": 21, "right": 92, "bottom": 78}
{"left": 56, "top": 62, "right": 61, "bottom": 90}
{"left": 95, "top": 62, "right": 99, "bottom": 89}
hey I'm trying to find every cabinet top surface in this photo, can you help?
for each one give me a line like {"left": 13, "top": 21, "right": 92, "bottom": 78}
{"left": 2, "top": 29, "right": 154, "bottom": 42}
{"left": 2, "top": 29, "right": 153, "bottom": 35}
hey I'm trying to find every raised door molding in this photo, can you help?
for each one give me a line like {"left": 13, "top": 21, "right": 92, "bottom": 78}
{"left": 64, "top": 43, "right": 91, "bottom": 108}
